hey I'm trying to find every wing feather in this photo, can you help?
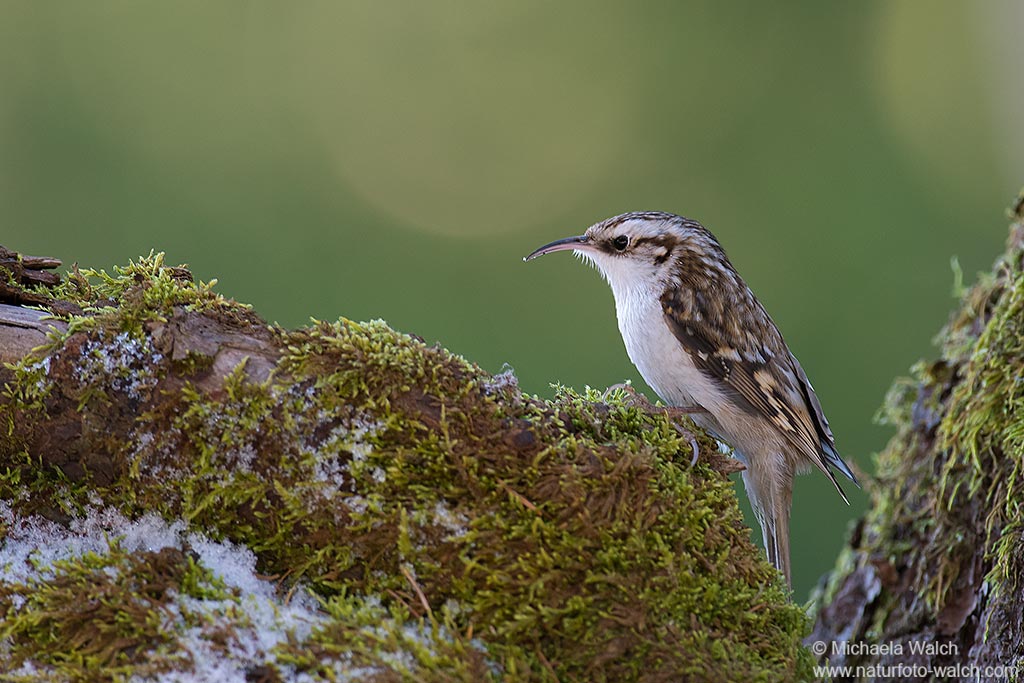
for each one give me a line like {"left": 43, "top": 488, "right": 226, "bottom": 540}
{"left": 661, "top": 281, "right": 858, "bottom": 496}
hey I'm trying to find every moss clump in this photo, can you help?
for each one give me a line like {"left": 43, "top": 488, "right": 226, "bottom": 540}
{"left": 867, "top": 218, "right": 1024, "bottom": 609}
{"left": 0, "top": 538, "right": 224, "bottom": 680}
{"left": 47, "top": 252, "right": 255, "bottom": 330}
{"left": 810, "top": 195, "right": 1024, "bottom": 673}
{"left": 277, "top": 595, "right": 496, "bottom": 682}
{"left": 1, "top": 253, "right": 812, "bottom": 681}
{"left": 934, "top": 257, "right": 1024, "bottom": 602}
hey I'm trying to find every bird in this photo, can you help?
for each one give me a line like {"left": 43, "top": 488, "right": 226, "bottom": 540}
{"left": 523, "top": 211, "right": 858, "bottom": 587}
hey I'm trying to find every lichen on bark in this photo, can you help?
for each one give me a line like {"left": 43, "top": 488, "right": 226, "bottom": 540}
{"left": 0, "top": 253, "right": 812, "bottom": 681}
{"left": 810, "top": 194, "right": 1024, "bottom": 678}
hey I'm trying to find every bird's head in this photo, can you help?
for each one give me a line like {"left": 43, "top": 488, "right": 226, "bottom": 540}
{"left": 524, "top": 211, "right": 727, "bottom": 294}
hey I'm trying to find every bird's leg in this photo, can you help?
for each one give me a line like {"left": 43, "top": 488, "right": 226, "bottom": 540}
{"left": 662, "top": 404, "right": 708, "bottom": 417}
{"left": 603, "top": 384, "right": 705, "bottom": 466}
{"left": 603, "top": 382, "right": 645, "bottom": 404}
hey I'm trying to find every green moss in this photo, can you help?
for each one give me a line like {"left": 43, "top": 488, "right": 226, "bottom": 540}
{"left": 46, "top": 252, "right": 250, "bottom": 326}
{"left": 277, "top": 594, "right": 497, "bottom": 681}
{"left": 1, "top": 253, "right": 812, "bottom": 681}
{"left": 0, "top": 540, "right": 225, "bottom": 681}
{"left": 813, "top": 197, "right": 1024, "bottom": 647}
{"left": 934, "top": 252, "right": 1024, "bottom": 605}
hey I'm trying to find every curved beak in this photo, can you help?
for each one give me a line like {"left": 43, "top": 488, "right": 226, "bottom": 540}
{"left": 523, "top": 234, "right": 590, "bottom": 262}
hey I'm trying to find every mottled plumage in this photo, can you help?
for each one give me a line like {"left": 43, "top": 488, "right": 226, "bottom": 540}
{"left": 525, "top": 211, "right": 858, "bottom": 586}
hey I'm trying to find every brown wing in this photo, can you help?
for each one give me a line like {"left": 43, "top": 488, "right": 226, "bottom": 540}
{"left": 661, "top": 281, "right": 857, "bottom": 499}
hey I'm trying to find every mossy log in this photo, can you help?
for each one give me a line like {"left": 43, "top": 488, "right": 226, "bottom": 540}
{"left": 810, "top": 195, "right": 1024, "bottom": 681}
{"left": 0, "top": 252, "right": 811, "bottom": 681}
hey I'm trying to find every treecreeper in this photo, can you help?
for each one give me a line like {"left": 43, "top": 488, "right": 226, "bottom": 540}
{"left": 525, "top": 211, "right": 859, "bottom": 586}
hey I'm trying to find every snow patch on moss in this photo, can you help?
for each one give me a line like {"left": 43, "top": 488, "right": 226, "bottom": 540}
{"left": 0, "top": 506, "right": 326, "bottom": 681}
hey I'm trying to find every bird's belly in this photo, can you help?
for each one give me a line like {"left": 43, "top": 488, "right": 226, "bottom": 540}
{"left": 616, "top": 300, "right": 723, "bottom": 411}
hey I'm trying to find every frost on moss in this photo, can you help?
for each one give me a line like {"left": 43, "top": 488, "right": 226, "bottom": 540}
{"left": 0, "top": 509, "right": 325, "bottom": 681}
{"left": 1, "top": 253, "right": 812, "bottom": 681}
{"left": 810, "top": 195, "right": 1024, "bottom": 674}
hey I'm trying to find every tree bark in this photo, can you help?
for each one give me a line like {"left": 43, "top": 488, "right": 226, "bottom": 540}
{"left": 810, "top": 195, "right": 1024, "bottom": 681}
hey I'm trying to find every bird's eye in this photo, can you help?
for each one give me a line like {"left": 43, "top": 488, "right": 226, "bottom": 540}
{"left": 611, "top": 235, "right": 629, "bottom": 252}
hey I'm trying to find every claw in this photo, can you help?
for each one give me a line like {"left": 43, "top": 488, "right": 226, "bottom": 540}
{"left": 665, "top": 422, "right": 700, "bottom": 466}
{"left": 603, "top": 382, "right": 647, "bottom": 406}
{"left": 603, "top": 384, "right": 703, "bottom": 467}
{"left": 684, "top": 429, "right": 700, "bottom": 467}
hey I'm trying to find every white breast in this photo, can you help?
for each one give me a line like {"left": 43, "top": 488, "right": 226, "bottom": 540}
{"left": 610, "top": 279, "right": 728, "bottom": 414}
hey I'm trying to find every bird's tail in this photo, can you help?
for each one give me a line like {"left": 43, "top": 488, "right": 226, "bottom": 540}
{"left": 743, "top": 468, "right": 792, "bottom": 588}
{"left": 762, "top": 511, "right": 791, "bottom": 588}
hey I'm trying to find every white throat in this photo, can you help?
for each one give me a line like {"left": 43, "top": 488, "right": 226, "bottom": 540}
{"left": 587, "top": 251, "right": 725, "bottom": 415}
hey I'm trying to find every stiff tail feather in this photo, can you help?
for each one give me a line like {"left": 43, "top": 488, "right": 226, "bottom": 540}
{"left": 743, "top": 468, "right": 793, "bottom": 588}
{"left": 763, "top": 514, "right": 791, "bottom": 588}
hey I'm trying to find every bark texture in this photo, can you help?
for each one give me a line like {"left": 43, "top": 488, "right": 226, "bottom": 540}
{"left": 810, "top": 194, "right": 1024, "bottom": 681}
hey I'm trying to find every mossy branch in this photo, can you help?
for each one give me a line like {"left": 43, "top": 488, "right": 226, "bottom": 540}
{"left": 0, "top": 250, "right": 811, "bottom": 681}
{"left": 810, "top": 193, "right": 1024, "bottom": 678}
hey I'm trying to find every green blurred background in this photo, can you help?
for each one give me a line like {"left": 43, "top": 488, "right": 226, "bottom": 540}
{"left": 2, "top": 2, "right": 1021, "bottom": 597}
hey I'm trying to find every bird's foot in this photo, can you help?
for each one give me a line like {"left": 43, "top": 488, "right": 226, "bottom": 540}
{"left": 603, "top": 383, "right": 703, "bottom": 466}
{"left": 604, "top": 382, "right": 648, "bottom": 406}
{"left": 674, "top": 425, "right": 701, "bottom": 467}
